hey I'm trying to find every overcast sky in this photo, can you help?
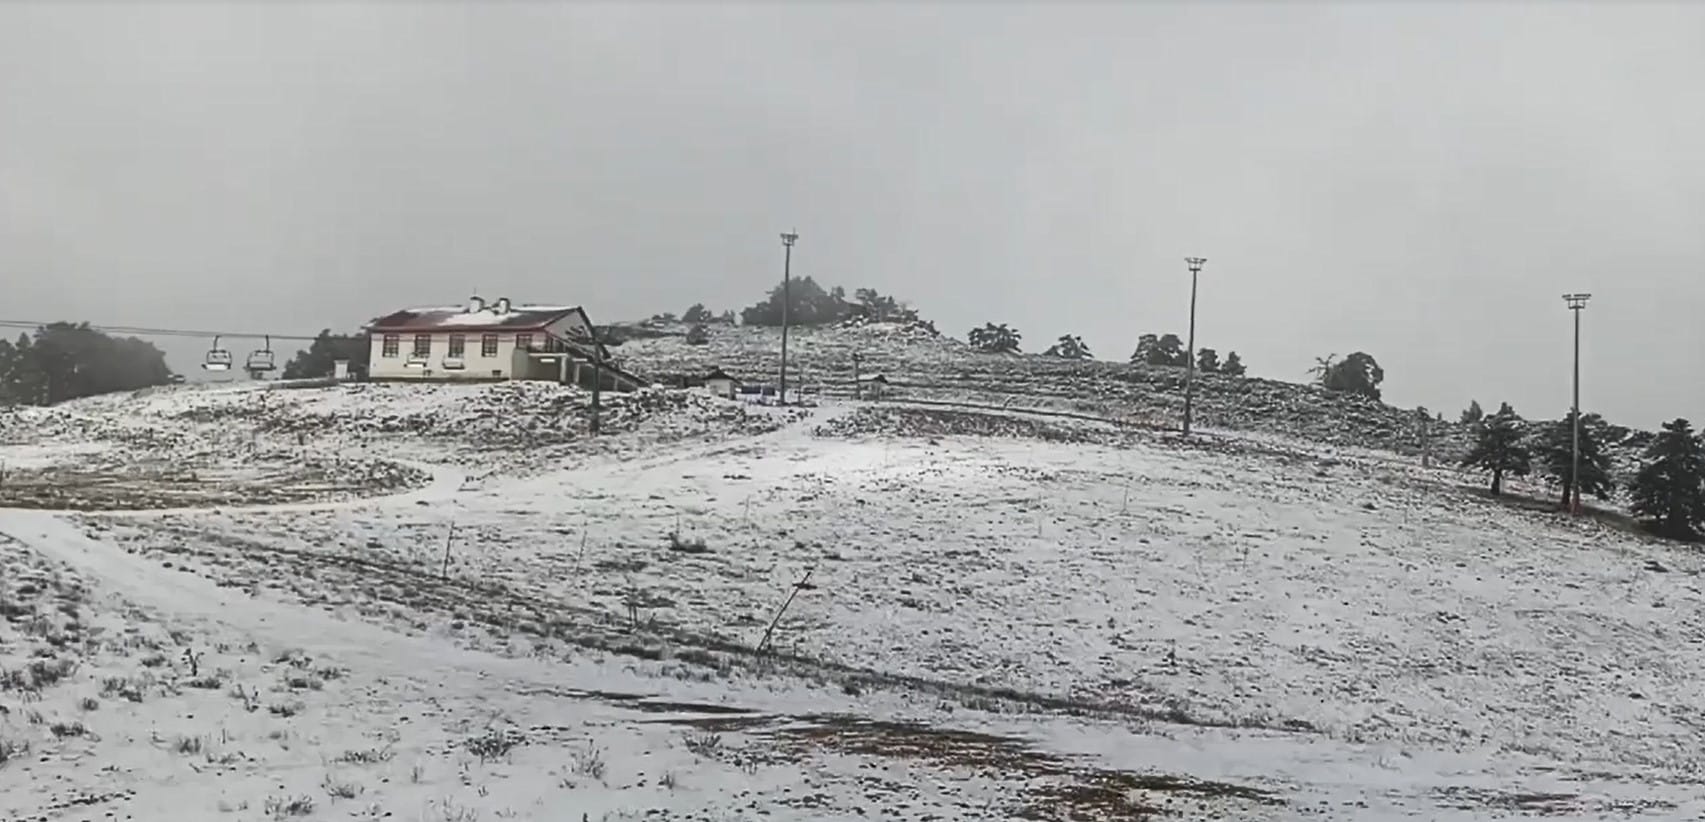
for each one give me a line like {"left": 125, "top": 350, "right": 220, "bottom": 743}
{"left": 2, "top": 2, "right": 1700, "bottom": 427}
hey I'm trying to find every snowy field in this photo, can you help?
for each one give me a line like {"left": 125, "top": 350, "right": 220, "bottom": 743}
{"left": 1, "top": 382, "right": 1700, "bottom": 820}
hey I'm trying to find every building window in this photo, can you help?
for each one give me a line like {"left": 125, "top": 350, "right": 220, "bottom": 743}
{"left": 515, "top": 333, "right": 533, "bottom": 351}
{"left": 381, "top": 334, "right": 399, "bottom": 358}
{"left": 447, "top": 334, "right": 465, "bottom": 357}
{"left": 480, "top": 334, "right": 498, "bottom": 357}
{"left": 412, "top": 334, "right": 431, "bottom": 358}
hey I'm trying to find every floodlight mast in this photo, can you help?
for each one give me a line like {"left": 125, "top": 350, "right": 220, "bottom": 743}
{"left": 779, "top": 230, "right": 799, "bottom": 405}
{"left": 1182, "top": 257, "right": 1207, "bottom": 436}
{"left": 1563, "top": 293, "right": 1592, "bottom": 514}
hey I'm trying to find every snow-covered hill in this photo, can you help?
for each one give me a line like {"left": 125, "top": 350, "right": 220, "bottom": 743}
{"left": 1, "top": 382, "right": 1699, "bottom": 820}
{"left": 614, "top": 320, "right": 1658, "bottom": 499}
{"left": 616, "top": 320, "right": 1469, "bottom": 452}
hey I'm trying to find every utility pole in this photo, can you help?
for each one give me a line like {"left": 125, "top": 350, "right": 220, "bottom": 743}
{"left": 1182, "top": 256, "right": 1207, "bottom": 436}
{"left": 1563, "top": 293, "right": 1591, "bottom": 514}
{"left": 852, "top": 352, "right": 862, "bottom": 400}
{"left": 779, "top": 230, "right": 798, "bottom": 406}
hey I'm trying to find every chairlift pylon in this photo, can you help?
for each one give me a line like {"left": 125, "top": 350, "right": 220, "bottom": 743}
{"left": 202, "top": 336, "right": 233, "bottom": 371}
{"left": 245, "top": 335, "right": 276, "bottom": 373}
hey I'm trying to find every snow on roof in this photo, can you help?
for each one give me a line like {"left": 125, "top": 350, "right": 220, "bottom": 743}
{"left": 367, "top": 305, "right": 585, "bottom": 332}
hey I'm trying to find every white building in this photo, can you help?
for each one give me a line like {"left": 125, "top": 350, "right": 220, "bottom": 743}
{"left": 365, "top": 297, "right": 643, "bottom": 391}
{"left": 703, "top": 367, "right": 741, "bottom": 400}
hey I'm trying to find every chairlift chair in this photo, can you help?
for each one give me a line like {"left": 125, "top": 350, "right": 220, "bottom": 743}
{"left": 202, "top": 336, "right": 233, "bottom": 371}
{"left": 245, "top": 335, "right": 276, "bottom": 373}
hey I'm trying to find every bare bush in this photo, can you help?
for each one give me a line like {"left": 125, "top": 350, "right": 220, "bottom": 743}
{"left": 465, "top": 728, "right": 525, "bottom": 764}
{"left": 101, "top": 676, "right": 145, "bottom": 703}
{"left": 321, "top": 773, "right": 364, "bottom": 800}
{"left": 570, "top": 743, "right": 608, "bottom": 784}
{"left": 683, "top": 730, "right": 723, "bottom": 758}
{"left": 269, "top": 701, "right": 305, "bottom": 718}
{"left": 335, "top": 746, "right": 395, "bottom": 766}
{"left": 263, "top": 795, "right": 315, "bottom": 818}
{"left": 0, "top": 735, "right": 29, "bottom": 767}
{"left": 667, "top": 532, "right": 710, "bottom": 554}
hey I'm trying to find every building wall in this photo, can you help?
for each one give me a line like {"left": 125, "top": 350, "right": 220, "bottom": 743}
{"left": 367, "top": 311, "right": 621, "bottom": 385}
{"left": 705, "top": 377, "right": 737, "bottom": 399}
{"left": 368, "top": 331, "right": 530, "bottom": 381}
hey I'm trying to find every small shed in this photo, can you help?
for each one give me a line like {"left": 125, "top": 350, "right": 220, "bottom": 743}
{"left": 704, "top": 367, "right": 741, "bottom": 400}
{"left": 862, "top": 373, "right": 890, "bottom": 399}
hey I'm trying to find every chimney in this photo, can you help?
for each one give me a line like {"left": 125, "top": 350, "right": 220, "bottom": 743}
{"left": 495, "top": 297, "right": 512, "bottom": 314}
{"left": 467, "top": 295, "right": 486, "bottom": 314}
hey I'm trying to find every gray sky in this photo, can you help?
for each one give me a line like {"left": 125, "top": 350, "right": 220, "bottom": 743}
{"left": 2, "top": 2, "right": 1701, "bottom": 428}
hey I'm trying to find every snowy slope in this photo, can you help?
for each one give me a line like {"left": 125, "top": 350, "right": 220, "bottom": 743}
{"left": 1, "top": 382, "right": 1699, "bottom": 820}
{"left": 615, "top": 320, "right": 1665, "bottom": 501}
{"left": 615, "top": 321, "right": 1473, "bottom": 456}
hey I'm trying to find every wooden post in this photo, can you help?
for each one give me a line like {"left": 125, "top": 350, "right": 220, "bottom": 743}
{"left": 757, "top": 565, "right": 816, "bottom": 654}
{"left": 440, "top": 520, "right": 457, "bottom": 579}
{"left": 852, "top": 353, "right": 862, "bottom": 400}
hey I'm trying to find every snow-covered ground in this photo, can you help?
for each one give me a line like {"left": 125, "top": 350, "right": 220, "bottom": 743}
{"left": 1, "top": 382, "right": 1699, "bottom": 820}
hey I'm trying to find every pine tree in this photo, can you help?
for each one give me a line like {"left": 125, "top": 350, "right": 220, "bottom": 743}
{"left": 968, "top": 323, "right": 1022, "bottom": 354}
{"left": 1220, "top": 351, "right": 1246, "bottom": 376}
{"left": 1534, "top": 411, "right": 1615, "bottom": 511}
{"left": 1460, "top": 400, "right": 1484, "bottom": 425}
{"left": 1195, "top": 348, "right": 1221, "bottom": 373}
{"left": 1629, "top": 418, "right": 1705, "bottom": 539}
{"left": 1314, "top": 351, "right": 1384, "bottom": 401}
{"left": 281, "top": 330, "right": 369, "bottom": 379}
{"left": 1131, "top": 333, "right": 1187, "bottom": 367}
{"left": 1044, "top": 334, "right": 1091, "bottom": 360}
{"left": 1460, "top": 402, "right": 1530, "bottom": 496}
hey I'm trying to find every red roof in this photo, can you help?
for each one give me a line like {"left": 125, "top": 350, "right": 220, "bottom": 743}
{"left": 366, "top": 305, "right": 584, "bottom": 333}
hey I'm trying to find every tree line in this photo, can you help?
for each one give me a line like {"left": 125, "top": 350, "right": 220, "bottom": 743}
{"left": 0, "top": 323, "right": 176, "bottom": 406}
{"left": 1459, "top": 400, "right": 1705, "bottom": 540}
{"left": 280, "top": 331, "right": 370, "bottom": 379}
{"left": 962, "top": 325, "right": 1249, "bottom": 376}
{"left": 736, "top": 280, "right": 922, "bottom": 328}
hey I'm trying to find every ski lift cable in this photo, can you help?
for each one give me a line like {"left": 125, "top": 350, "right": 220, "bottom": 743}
{"left": 0, "top": 319, "right": 324, "bottom": 342}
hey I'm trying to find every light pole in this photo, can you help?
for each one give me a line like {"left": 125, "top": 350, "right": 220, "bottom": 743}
{"left": 1182, "top": 256, "right": 1207, "bottom": 436}
{"left": 1563, "top": 293, "right": 1591, "bottom": 514}
{"left": 779, "top": 230, "right": 798, "bottom": 405}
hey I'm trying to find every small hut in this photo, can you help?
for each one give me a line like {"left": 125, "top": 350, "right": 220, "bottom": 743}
{"left": 704, "top": 367, "right": 741, "bottom": 400}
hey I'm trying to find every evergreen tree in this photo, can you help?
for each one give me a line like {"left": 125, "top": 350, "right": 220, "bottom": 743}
{"left": 0, "top": 324, "right": 173, "bottom": 405}
{"left": 1195, "top": 348, "right": 1221, "bottom": 373}
{"left": 281, "top": 330, "right": 370, "bottom": 379}
{"left": 1131, "top": 333, "right": 1187, "bottom": 367}
{"left": 1460, "top": 400, "right": 1484, "bottom": 425}
{"left": 1534, "top": 411, "right": 1615, "bottom": 510}
{"left": 851, "top": 288, "right": 919, "bottom": 323}
{"left": 1220, "top": 351, "right": 1246, "bottom": 377}
{"left": 1044, "top": 334, "right": 1091, "bottom": 360}
{"left": 1629, "top": 418, "right": 1705, "bottom": 539}
{"left": 681, "top": 303, "right": 713, "bottom": 324}
{"left": 968, "top": 323, "right": 1022, "bottom": 354}
{"left": 1313, "top": 351, "right": 1385, "bottom": 401}
{"left": 1460, "top": 402, "right": 1531, "bottom": 496}
{"left": 685, "top": 324, "right": 709, "bottom": 345}
{"left": 739, "top": 276, "right": 848, "bottom": 327}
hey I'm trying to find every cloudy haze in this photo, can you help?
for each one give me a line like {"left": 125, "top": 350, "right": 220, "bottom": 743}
{"left": 1, "top": 2, "right": 1700, "bottom": 427}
